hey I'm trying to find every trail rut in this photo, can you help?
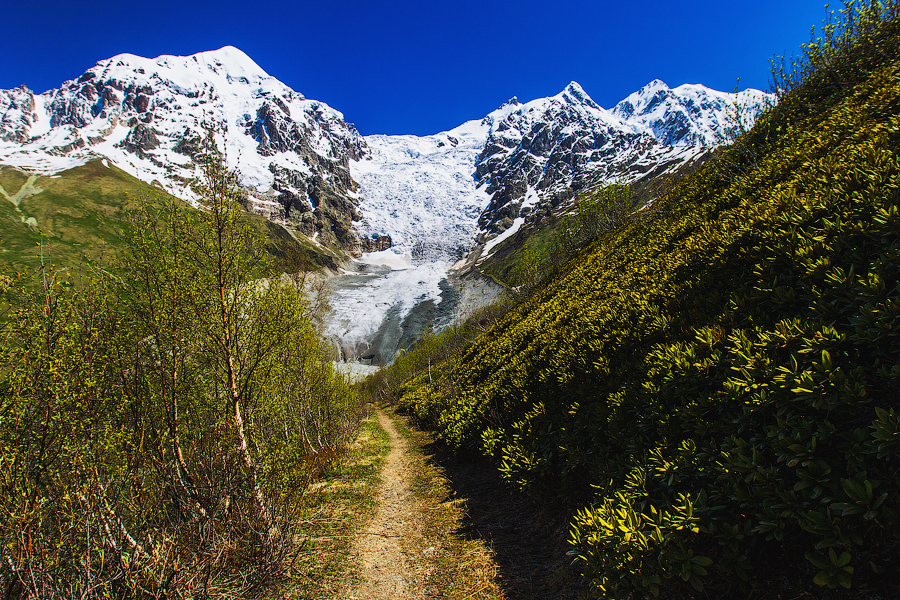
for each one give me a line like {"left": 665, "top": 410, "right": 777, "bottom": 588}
{"left": 347, "top": 409, "right": 426, "bottom": 600}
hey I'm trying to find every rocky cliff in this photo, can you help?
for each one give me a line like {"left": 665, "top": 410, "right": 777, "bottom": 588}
{"left": 473, "top": 81, "right": 771, "bottom": 235}
{"left": 0, "top": 46, "right": 370, "bottom": 252}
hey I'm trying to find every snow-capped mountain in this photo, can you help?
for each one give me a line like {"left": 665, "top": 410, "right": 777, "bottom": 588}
{"left": 473, "top": 81, "right": 772, "bottom": 235}
{"left": 330, "top": 81, "right": 770, "bottom": 362}
{"left": 1, "top": 47, "right": 773, "bottom": 363}
{"left": 0, "top": 46, "right": 368, "bottom": 250}
{"left": 612, "top": 79, "right": 771, "bottom": 146}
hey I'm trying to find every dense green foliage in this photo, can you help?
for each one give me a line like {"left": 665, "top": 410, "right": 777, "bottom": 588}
{"left": 0, "top": 146, "right": 360, "bottom": 597}
{"left": 382, "top": 3, "right": 900, "bottom": 597}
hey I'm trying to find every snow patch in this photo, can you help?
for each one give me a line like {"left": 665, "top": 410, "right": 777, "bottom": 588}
{"left": 482, "top": 217, "right": 524, "bottom": 257}
{"left": 356, "top": 249, "right": 413, "bottom": 270}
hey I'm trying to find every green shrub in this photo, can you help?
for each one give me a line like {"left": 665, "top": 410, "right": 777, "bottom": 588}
{"left": 0, "top": 142, "right": 360, "bottom": 598}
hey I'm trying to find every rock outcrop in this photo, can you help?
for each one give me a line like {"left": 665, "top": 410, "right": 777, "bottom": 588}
{"left": 473, "top": 81, "right": 771, "bottom": 234}
{"left": 360, "top": 234, "right": 392, "bottom": 253}
{"left": 0, "top": 85, "right": 37, "bottom": 143}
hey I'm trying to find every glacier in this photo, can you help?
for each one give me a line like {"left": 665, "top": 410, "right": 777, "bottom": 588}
{"left": 0, "top": 47, "right": 774, "bottom": 365}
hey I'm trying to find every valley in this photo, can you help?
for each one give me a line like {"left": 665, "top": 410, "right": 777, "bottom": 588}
{"left": 2, "top": 2, "right": 899, "bottom": 598}
{"left": 0, "top": 52, "right": 769, "bottom": 363}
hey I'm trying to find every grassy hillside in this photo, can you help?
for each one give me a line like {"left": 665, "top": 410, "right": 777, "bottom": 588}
{"left": 0, "top": 160, "right": 147, "bottom": 273}
{"left": 478, "top": 163, "right": 708, "bottom": 288}
{"left": 0, "top": 159, "right": 341, "bottom": 277}
{"left": 376, "top": 3, "right": 900, "bottom": 597}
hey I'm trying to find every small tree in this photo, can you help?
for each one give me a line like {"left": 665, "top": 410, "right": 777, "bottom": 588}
{"left": 558, "top": 183, "right": 633, "bottom": 255}
{"left": 118, "top": 132, "right": 342, "bottom": 548}
{"left": 0, "top": 133, "right": 359, "bottom": 597}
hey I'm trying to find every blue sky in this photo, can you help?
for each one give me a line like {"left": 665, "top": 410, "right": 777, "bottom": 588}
{"left": 2, "top": 0, "right": 828, "bottom": 136}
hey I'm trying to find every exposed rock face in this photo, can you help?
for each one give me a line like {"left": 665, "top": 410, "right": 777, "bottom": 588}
{"left": 250, "top": 98, "right": 303, "bottom": 156}
{"left": 118, "top": 124, "right": 159, "bottom": 157}
{"left": 0, "top": 46, "right": 370, "bottom": 253}
{"left": 361, "top": 234, "right": 392, "bottom": 253}
{"left": 172, "top": 132, "right": 201, "bottom": 156}
{"left": 0, "top": 85, "right": 37, "bottom": 143}
{"left": 473, "top": 81, "right": 772, "bottom": 234}
{"left": 475, "top": 83, "right": 659, "bottom": 233}
{"left": 477, "top": 85, "right": 647, "bottom": 232}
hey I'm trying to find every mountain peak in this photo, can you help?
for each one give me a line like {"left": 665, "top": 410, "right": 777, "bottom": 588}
{"left": 94, "top": 46, "right": 271, "bottom": 83}
{"left": 640, "top": 78, "right": 670, "bottom": 93}
{"left": 559, "top": 81, "right": 600, "bottom": 110}
{"left": 187, "top": 46, "right": 269, "bottom": 78}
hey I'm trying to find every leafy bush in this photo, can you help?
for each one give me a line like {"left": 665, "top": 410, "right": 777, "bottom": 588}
{"left": 557, "top": 183, "right": 633, "bottom": 256}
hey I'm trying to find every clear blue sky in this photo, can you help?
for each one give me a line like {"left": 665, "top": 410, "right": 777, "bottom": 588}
{"left": 2, "top": 0, "right": 829, "bottom": 136}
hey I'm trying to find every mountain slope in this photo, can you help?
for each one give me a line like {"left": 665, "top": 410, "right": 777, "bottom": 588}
{"left": 0, "top": 160, "right": 334, "bottom": 280}
{"left": 387, "top": 10, "right": 900, "bottom": 598}
{"left": 0, "top": 46, "right": 367, "bottom": 251}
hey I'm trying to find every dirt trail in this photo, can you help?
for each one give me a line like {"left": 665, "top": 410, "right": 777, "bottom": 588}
{"left": 347, "top": 409, "right": 425, "bottom": 600}
{"left": 345, "top": 408, "right": 583, "bottom": 600}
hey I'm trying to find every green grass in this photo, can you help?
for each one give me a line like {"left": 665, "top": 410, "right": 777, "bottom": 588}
{"left": 0, "top": 159, "right": 342, "bottom": 278}
{"left": 0, "top": 166, "right": 29, "bottom": 193}
{"left": 285, "top": 410, "right": 390, "bottom": 599}
{"left": 0, "top": 160, "right": 145, "bottom": 274}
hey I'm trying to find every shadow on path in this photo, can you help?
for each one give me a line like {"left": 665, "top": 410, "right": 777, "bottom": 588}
{"left": 424, "top": 441, "right": 592, "bottom": 600}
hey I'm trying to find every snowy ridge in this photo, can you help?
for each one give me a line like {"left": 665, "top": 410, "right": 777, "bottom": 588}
{"left": 0, "top": 46, "right": 367, "bottom": 248}
{"left": 473, "top": 81, "right": 772, "bottom": 234}
{"left": 0, "top": 49, "right": 772, "bottom": 259}
{"left": 613, "top": 79, "right": 772, "bottom": 146}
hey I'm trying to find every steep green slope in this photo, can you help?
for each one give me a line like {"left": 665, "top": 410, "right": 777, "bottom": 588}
{"left": 0, "top": 160, "right": 142, "bottom": 273}
{"left": 478, "top": 169, "right": 704, "bottom": 288}
{"left": 389, "top": 7, "right": 900, "bottom": 598}
{"left": 0, "top": 159, "right": 340, "bottom": 276}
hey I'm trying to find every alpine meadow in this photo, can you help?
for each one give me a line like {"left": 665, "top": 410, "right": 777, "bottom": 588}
{"left": 2, "top": 1, "right": 900, "bottom": 599}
